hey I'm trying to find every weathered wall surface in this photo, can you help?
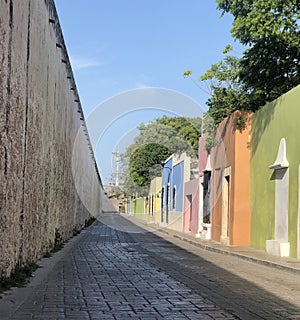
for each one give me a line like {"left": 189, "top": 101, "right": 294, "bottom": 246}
{"left": 0, "top": 0, "right": 103, "bottom": 278}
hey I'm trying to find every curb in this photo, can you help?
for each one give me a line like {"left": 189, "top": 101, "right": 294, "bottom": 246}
{"left": 0, "top": 224, "right": 92, "bottom": 318}
{"left": 117, "top": 214, "right": 300, "bottom": 275}
{"left": 151, "top": 224, "right": 300, "bottom": 275}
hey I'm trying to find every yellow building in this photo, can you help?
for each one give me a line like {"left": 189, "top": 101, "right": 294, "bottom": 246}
{"left": 147, "top": 177, "right": 162, "bottom": 225}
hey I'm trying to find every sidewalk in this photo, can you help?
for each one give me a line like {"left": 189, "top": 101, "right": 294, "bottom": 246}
{"left": 122, "top": 214, "right": 300, "bottom": 274}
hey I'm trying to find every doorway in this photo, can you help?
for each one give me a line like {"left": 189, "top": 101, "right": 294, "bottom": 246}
{"left": 187, "top": 194, "right": 193, "bottom": 232}
{"left": 203, "top": 171, "right": 211, "bottom": 223}
{"left": 221, "top": 167, "right": 231, "bottom": 244}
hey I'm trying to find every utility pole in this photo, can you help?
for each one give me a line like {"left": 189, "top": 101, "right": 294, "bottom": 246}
{"left": 112, "top": 151, "right": 121, "bottom": 186}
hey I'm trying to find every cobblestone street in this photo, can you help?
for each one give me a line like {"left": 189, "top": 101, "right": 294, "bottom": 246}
{"left": 0, "top": 213, "right": 299, "bottom": 320}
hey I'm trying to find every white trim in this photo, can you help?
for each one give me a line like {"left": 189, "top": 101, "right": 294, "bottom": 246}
{"left": 269, "top": 138, "right": 289, "bottom": 170}
{"left": 198, "top": 176, "right": 204, "bottom": 233}
{"left": 204, "top": 154, "right": 212, "bottom": 172}
{"left": 220, "top": 166, "right": 231, "bottom": 245}
{"left": 266, "top": 165, "right": 290, "bottom": 257}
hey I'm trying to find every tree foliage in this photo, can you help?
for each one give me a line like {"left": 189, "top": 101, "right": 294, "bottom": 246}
{"left": 154, "top": 116, "right": 202, "bottom": 153}
{"left": 202, "top": 112, "right": 218, "bottom": 151}
{"left": 188, "top": 1, "right": 300, "bottom": 124}
{"left": 216, "top": 0, "right": 300, "bottom": 106}
{"left": 131, "top": 116, "right": 202, "bottom": 156}
{"left": 199, "top": 53, "right": 249, "bottom": 123}
{"left": 121, "top": 116, "right": 202, "bottom": 195}
{"left": 216, "top": 0, "right": 300, "bottom": 45}
{"left": 129, "top": 143, "right": 171, "bottom": 187}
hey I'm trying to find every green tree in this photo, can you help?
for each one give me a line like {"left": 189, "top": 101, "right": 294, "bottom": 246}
{"left": 185, "top": 48, "right": 250, "bottom": 124}
{"left": 121, "top": 116, "right": 202, "bottom": 195}
{"left": 132, "top": 116, "right": 202, "bottom": 156}
{"left": 216, "top": 0, "right": 300, "bottom": 105}
{"left": 186, "top": 1, "right": 300, "bottom": 123}
{"left": 129, "top": 143, "right": 171, "bottom": 187}
{"left": 202, "top": 112, "right": 218, "bottom": 151}
{"left": 155, "top": 116, "right": 202, "bottom": 153}
{"left": 199, "top": 52, "right": 249, "bottom": 124}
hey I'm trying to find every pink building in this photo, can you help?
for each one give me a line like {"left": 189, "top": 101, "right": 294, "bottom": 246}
{"left": 183, "top": 135, "right": 212, "bottom": 238}
{"left": 183, "top": 178, "right": 199, "bottom": 234}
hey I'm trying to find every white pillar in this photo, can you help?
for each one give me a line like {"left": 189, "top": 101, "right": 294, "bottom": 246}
{"left": 267, "top": 138, "right": 290, "bottom": 257}
{"left": 196, "top": 176, "right": 204, "bottom": 236}
{"left": 220, "top": 167, "right": 231, "bottom": 245}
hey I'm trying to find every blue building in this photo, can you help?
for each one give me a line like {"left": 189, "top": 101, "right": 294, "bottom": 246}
{"left": 162, "top": 156, "right": 173, "bottom": 223}
{"left": 161, "top": 153, "right": 195, "bottom": 231}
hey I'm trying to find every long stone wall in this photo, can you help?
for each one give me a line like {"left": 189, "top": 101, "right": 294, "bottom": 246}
{"left": 0, "top": 0, "right": 103, "bottom": 278}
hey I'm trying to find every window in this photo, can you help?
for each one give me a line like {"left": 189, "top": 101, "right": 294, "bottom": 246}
{"left": 203, "top": 172, "right": 211, "bottom": 223}
{"left": 167, "top": 184, "right": 170, "bottom": 212}
{"left": 172, "top": 186, "right": 176, "bottom": 210}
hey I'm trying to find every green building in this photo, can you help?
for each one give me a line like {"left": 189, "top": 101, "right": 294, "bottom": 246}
{"left": 250, "top": 85, "right": 300, "bottom": 259}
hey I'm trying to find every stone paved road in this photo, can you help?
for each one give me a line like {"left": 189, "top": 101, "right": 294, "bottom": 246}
{"left": 0, "top": 213, "right": 299, "bottom": 320}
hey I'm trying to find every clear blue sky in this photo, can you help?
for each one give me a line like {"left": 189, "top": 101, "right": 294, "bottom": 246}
{"left": 55, "top": 0, "right": 240, "bottom": 184}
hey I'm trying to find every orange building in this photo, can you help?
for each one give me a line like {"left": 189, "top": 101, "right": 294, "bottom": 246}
{"left": 211, "top": 111, "right": 251, "bottom": 246}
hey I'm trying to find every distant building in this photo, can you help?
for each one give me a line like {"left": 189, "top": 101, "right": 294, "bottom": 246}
{"left": 146, "top": 177, "right": 162, "bottom": 225}
{"left": 161, "top": 153, "right": 197, "bottom": 232}
{"left": 184, "top": 134, "right": 211, "bottom": 239}
{"left": 103, "top": 185, "right": 126, "bottom": 213}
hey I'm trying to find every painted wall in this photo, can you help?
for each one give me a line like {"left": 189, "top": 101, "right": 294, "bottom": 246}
{"left": 0, "top": 0, "right": 102, "bottom": 278}
{"left": 161, "top": 154, "right": 191, "bottom": 231}
{"left": 132, "top": 197, "right": 145, "bottom": 219}
{"left": 125, "top": 197, "right": 130, "bottom": 214}
{"left": 148, "top": 177, "right": 162, "bottom": 224}
{"left": 211, "top": 111, "right": 251, "bottom": 246}
{"left": 183, "top": 179, "right": 199, "bottom": 234}
{"left": 172, "top": 162, "right": 184, "bottom": 212}
{"left": 250, "top": 85, "right": 300, "bottom": 258}
{"left": 130, "top": 199, "right": 136, "bottom": 214}
{"left": 233, "top": 114, "right": 251, "bottom": 245}
{"left": 197, "top": 135, "right": 212, "bottom": 239}
{"left": 162, "top": 157, "right": 173, "bottom": 216}
{"left": 211, "top": 116, "right": 235, "bottom": 243}
{"left": 198, "top": 135, "right": 209, "bottom": 174}
{"left": 199, "top": 134, "right": 211, "bottom": 222}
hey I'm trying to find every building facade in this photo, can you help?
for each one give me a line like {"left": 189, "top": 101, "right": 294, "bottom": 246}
{"left": 183, "top": 135, "right": 211, "bottom": 238}
{"left": 161, "top": 153, "right": 194, "bottom": 232}
{"left": 147, "top": 177, "right": 162, "bottom": 224}
{"left": 250, "top": 85, "right": 300, "bottom": 258}
{"left": 211, "top": 111, "right": 252, "bottom": 246}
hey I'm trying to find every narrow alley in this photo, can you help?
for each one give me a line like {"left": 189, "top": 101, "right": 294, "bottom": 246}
{"left": 0, "top": 213, "right": 299, "bottom": 320}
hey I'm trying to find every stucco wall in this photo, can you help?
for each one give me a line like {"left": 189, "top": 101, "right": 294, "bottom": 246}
{"left": 250, "top": 85, "right": 300, "bottom": 258}
{"left": 233, "top": 113, "right": 251, "bottom": 246}
{"left": 198, "top": 135, "right": 208, "bottom": 175}
{"left": 172, "top": 162, "right": 184, "bottom": 212}
{"left": 162, "top": 157, "right": 172, "bottom": 214}
{"left": 148, "top": 177, "right": 162, "bottom": 224}
{"left": 131, "top": 198, "right": 145, "bottom": 219}
{"left": 211, "top": 116, "right": 236, "bottom": 243}
{"left": 211, "top": 111, "right": 251, "bottom": 246}
{"left": 183, "top": 178, "right": 199, "bottom": 235}
{"left": 0, "top": 0, "right": 103, "bottom": 278}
